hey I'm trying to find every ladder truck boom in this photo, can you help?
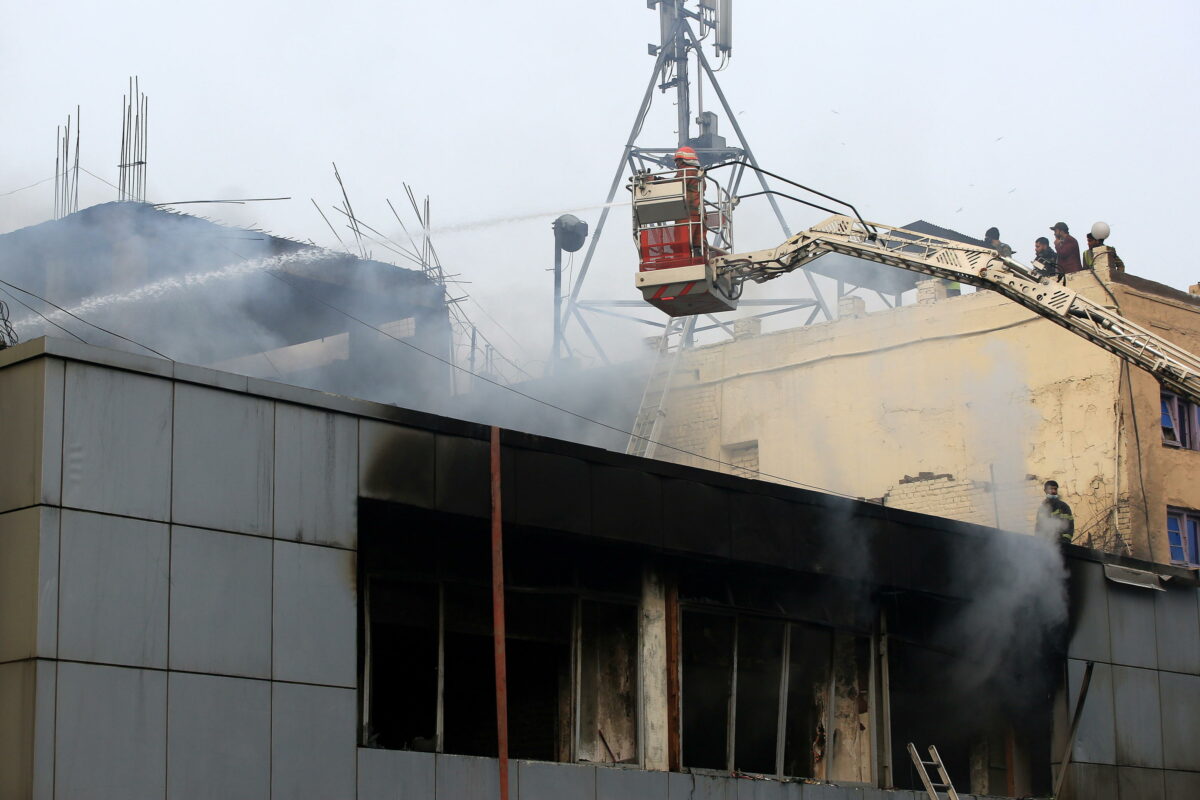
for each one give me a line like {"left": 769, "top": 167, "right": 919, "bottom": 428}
{"left": 629, "top": 170, "right": 1200, "bottom": 406}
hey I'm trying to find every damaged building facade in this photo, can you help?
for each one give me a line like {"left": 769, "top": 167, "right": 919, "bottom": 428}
{"left": 2, "top": 337, "right": 1198, "bottom": 799}
{"left": 653, "top": 262, "right": 1200, "bottom": 565}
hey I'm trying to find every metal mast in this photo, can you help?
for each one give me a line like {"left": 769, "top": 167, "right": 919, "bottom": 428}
{"left": 559, "top": 0, "right": 832, "bottom": 363}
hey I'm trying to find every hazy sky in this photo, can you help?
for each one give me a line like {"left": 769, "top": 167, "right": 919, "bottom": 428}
{"left": 3, "top": 0, "right": 1198, "bottom": 375}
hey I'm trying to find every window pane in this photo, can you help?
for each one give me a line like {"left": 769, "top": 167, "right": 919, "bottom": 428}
{"left": 367, "top": 579, "right": 439, "bottom": 751}
{"left": 682, "top": 611, "right": 735, "bottom": 770}
{"left": 1162, "top": 397, "right": 1180, "bottom": 444}
{"left": 1167, "top": 515, "right": 1185, "bottom": 563}
{"left": 734, "top": 617, "right": 785, "bottom": 775}
{"left": 782, "top": 624, "right": 833, "bottom": 779}
{"left": 578, "top": 601, "right": 638, "bottom": 764}
{"left": 1188, "top": 517, "right": 1200, "bottom": 566}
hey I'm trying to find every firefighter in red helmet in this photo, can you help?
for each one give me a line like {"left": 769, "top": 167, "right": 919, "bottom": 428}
{"left": 673, "top": 146, "right": 704, "bottom": 257}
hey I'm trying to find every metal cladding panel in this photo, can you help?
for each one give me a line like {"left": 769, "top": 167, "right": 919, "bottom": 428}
{"left": 596, "top": 766, "right": 669, "bottom": 800}
{"left": 1108, "top": 583, "right": 1160, "bottom": 670}
{"left": 0, "top": 358, "right": 63, "bottom": 513}
{"left": 62, "top": 362, "right": 172, "bottom": 521}
{"left": 359, "top": 421, "right": 436, "bottom": 509}
{"left": 518, "top": 760, "right": 597, "bottom": 800}
{"left": 513, "top": 449, "right": 592, "bottom": 536}
{"left": 731, "top": 493, "right": 797, "bottom": 570}
{"left": 54, "top": 662, "right": 166, "bottom": 800}
{"left": 57, "top": 510, "right": 168, "bottom": 669}
{"left": 1158, "top": 672, "right": 1200, "bottom": 770}
{"left": 167, "top": 672, "right": 270, "bottom": 800}
{"left": 435, "top": 434, "right": 490, "bottom": 518}
{"left": 0, "top": 507, "right": 58, "bottom": 662}
{"left": 272, "top": 541, "right": 356, "bottom": 687}
{"left": 735, "top": 777, "right": 794, "bottom": 799}
{"left": 1060, "top": 762, "right": 1119, "bottom": 800}
{"left": 1067, "top": 658, "right": 1117, "bottom": 765}
{"left": 1154, "top": 585, "right": 1200, "bottom": 675}
{"left": 169, "top": 526, "right": 272, "bottom": 678}
{"left": 662, "top": 479, "right": 732, "bottom": 558}
{"left": 31, "top": 660, "right": 55, "bottom": 800}
{"left": 434, "top": 754, "right": 517, "bottom": 800}
{"left": 0, "top": 662, "right": 33, "bottom": 798}
{"left": 795, "top": 782, "right": 851, "bottom": 798}
{"left": 666, "top": 771, "right": 733, "bottom": 800}
{"left": 591, "top": 464, "right": 665, "bottom": 548}
{"left": 172, "top": 384, "right": 274, "bottom": 536}
{"left": 1165, "top": 769, "right": 1200, "bottom": 800}
{"left": 1117, "top": 766, "right": 1167, "bottom": 800}
{"left": 1066, "top": 558, "right": 1113, "bottom": 663}
{"left": 270, "top": 683, "right": 356, "bottom": 800}
{"left": 1112, "top": 665, "right": 1164, "bottom": 768}
{"left": 357, "top": 748, "right": 435, "bottom": 800}
{"left": 274, "top": 405, "right": 357, "bottom": 549}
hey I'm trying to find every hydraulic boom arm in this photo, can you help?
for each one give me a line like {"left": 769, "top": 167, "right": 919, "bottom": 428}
{"left": 707, "top": 214, "right": 1200, "bottom": 406}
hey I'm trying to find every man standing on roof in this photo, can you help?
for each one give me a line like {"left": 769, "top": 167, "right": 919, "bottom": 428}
{"left": 1035, "top": 480, "right": 1075, "bottom": 544}
{"left": 1083, "top": 221, "right": 1126, "bottom": 273}
{"left": 673, "top": 146, "right": 705, "bottom": 258}
{"left": 1033, "top": 236, "right": 1059, "bottom": 276}
{"left": 1050, "top": 222, "right": 1083, "bottom": 273}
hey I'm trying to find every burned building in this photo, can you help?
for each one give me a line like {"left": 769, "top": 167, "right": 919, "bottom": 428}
{"left": 1, "top": 337, "right": 1197, "bottom": 799}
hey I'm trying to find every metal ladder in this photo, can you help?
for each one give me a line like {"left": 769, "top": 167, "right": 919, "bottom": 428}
{"left": 907, "top": 743, "right": 960, "bottom": 800}
{"left": 626, "top": 315, "right": 696, "bottom": 458}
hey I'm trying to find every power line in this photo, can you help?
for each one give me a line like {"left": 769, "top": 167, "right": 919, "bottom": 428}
{"left": 263, "top": 266, "right": 860, "bottom": 501}
{"left": 0, "top": 277, "right": 171, "bottom": 360}
{"left": 0, "top": 285, "right": 88, "bottom": 343}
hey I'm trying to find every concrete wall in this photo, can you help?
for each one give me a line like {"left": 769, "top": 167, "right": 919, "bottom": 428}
{"left": 655, "top": 269, "right": 1200, "bottom": 561}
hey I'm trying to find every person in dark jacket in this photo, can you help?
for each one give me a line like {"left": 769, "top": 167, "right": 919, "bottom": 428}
{"left": 1050, "top": 222, "right": 1083, "bottom": 273}
{"left": 984, "top": 226, "right": 1014, "bottom": 258}
{"left": 1035, "top": 480, "right": 1074, "bottom": 543}
{"left": 1033, "top": 236, "right": 1059, "bottom": 276}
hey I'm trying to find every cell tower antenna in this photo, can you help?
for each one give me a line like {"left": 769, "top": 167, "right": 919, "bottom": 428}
{"left": 558, "top": 0, "right": 831, "bottom": 363}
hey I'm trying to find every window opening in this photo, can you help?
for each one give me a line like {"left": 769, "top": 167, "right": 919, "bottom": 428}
{"left": 1162, "top": 392, "right": 1200, "bottom": 450}
{"left": 578, "top": 601, "right": 639, "bottom": 764}
{"left": 734, "top": 617, "right": 785, "bottom": 774}
{"left": 681, "top": 610, "right": 735, "bottom": 769}
{"left": 1167, "top": 508, "right": 1200, "bottom": 566}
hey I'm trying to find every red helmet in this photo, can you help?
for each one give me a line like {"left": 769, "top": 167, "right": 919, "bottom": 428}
{"left": 674, "top": 146, "right": 700, "bottom": 166}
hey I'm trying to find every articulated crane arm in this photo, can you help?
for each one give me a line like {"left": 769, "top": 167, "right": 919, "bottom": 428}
{"left": 707, "top": 214, "right": 1200, "bottom": 406}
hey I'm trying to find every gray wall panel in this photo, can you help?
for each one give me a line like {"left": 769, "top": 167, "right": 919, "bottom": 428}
{"left": 55, "top": 662, "right": 166, "bottom": 800}
{"left": 434, "top": 753, "right": 517, "bottom": 800}
{"left": 1068, "top": 658, "right": 1117, "bottom": 765}
{"left": 31, "top": 659, "right": 54, "bottom": 800}
{"left": 167, "top": 672, "right": 269, "bottom": 800}
{"left": 271, "top": 682, "right": 356, "bottom": 800}
{"left": 1060, "top": 762, "right": 1118, "bottom": 800}
{"left": 1066, "top": 559, "right": 1111, "bottom": 663}
{"left": 58, "top": 510, "right": 168, "bottom": 668}
{"left": 1112, "top": 665, "right": 1164, "bottom": 768}
{"left": 169, "top": 527, "right": 272, "bottom": 678}
{"left": 0, "top": 507, "right": 58, "bottom": 662}
{"left": 518, "top": 760, "right": 597, "bottom": 800}
{"left": 0, "top": 358, "right": 62, "bottom": 514}
{"left": 0, "top": 661, "right": 33, "bottom": 799}
{"left": 1117, "top": 766, "right": 1166, "bottom": 800}
{"left": 1158, "top": 672, "right": 1200, "bottom": 771}
{"left": 357, "top": 748, "right": 435, "bottom": 800}
{"left": 62, "top": 363, "right": 172, "bottom": 520}
{"left": 736, "top": 777, "right": 793, "bottom": 799}
{"left": 273, "top": 540, "right": 356, "bottom": 687}
{"left": 596, "top": 766, "right": 668, "bottom": 800}
{"left": 1108, "top": 584, "right": 1159, "bottom": 670}
{"left": 667, "top": 772, "right": 733, "bottom": 799}
{"left": 1164, "top": 770, "right": 1200, "bottom": 800}
{"left": 274, "top": 405, "right": 357, "bottom": 548}
{"left": 172, "top": 384, "right": 273, "bottom": 535}
{"left": 1154, "top": 586, "right": 1200, "bottom": 676}
{"left": 359, "top": 421, "right": 435, "bottom": 508}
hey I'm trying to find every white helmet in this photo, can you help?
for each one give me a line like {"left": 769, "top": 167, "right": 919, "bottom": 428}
{"left": 1090, "top": 221, "right": 1111, "bottom": 241}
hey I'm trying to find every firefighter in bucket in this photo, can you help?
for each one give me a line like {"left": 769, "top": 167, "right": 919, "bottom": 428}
{"left": 672, "top": 146, "right": 705, "bottom": 258}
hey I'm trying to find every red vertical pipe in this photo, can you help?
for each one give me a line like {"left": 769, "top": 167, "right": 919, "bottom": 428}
{"left": 490, "top": 426, "right": 510, "bottom": 800}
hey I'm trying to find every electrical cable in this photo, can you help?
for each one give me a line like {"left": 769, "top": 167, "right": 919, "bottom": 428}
{"left": 0, "top": 278, "right": 171, "bottom": 360}
{"left": 0, "top": 285, "right": 88, "bottom": 344}
{"left": 262, "top": 266, "right": 863, "bottom": 501}
{"left": 0, "top": 299, "right": 20, "bottom": 347}
{"left": 0, "top": 173, "right": 61, "bottom": 199}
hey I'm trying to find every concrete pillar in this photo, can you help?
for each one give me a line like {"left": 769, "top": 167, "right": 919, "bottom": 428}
{"left": 837, "top": 295, "right": 867, "bottom": 319}
{"left": 916, "top": 279, "right": 947, "bottom": 306}
{"left": 640, "top": 565, "right": 669, "bottom": 770}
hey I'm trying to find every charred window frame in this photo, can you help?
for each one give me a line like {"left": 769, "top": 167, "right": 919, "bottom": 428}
{"left": 360, "top": 553, "right": 640, "bottom": 765}
{"left": 1161, "top": 393, "right": 1199, "bottom": 450}
{"left": 679, "top": 606, "right": 875, "bottom": 783}
{"left": 1167, "top": 508, "right": 1200, "bottom": 566}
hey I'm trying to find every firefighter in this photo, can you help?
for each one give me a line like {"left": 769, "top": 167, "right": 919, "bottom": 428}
{"left": 1035, "top": 480, "right": 1075, "bottom": 544}
{"left": 673, "top": 146, "right": 705, "bottom": 258}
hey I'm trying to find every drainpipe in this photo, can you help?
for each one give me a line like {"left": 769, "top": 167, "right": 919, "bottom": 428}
{"left": 491, "top": 426, "right": 510, "bottom": 800}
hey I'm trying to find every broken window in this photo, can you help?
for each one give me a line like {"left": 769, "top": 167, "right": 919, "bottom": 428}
{"left": 681, "top": 611, "right": 735, "bottom": 769}
{"left": 578, "top": 601, "right": 639, "bottom": 764}
{"left": 1161, "top": 392, "right": 1200, "bottom": 449}
{"left": 1167, "top": 508, "right": 1200, "bottom": 566}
